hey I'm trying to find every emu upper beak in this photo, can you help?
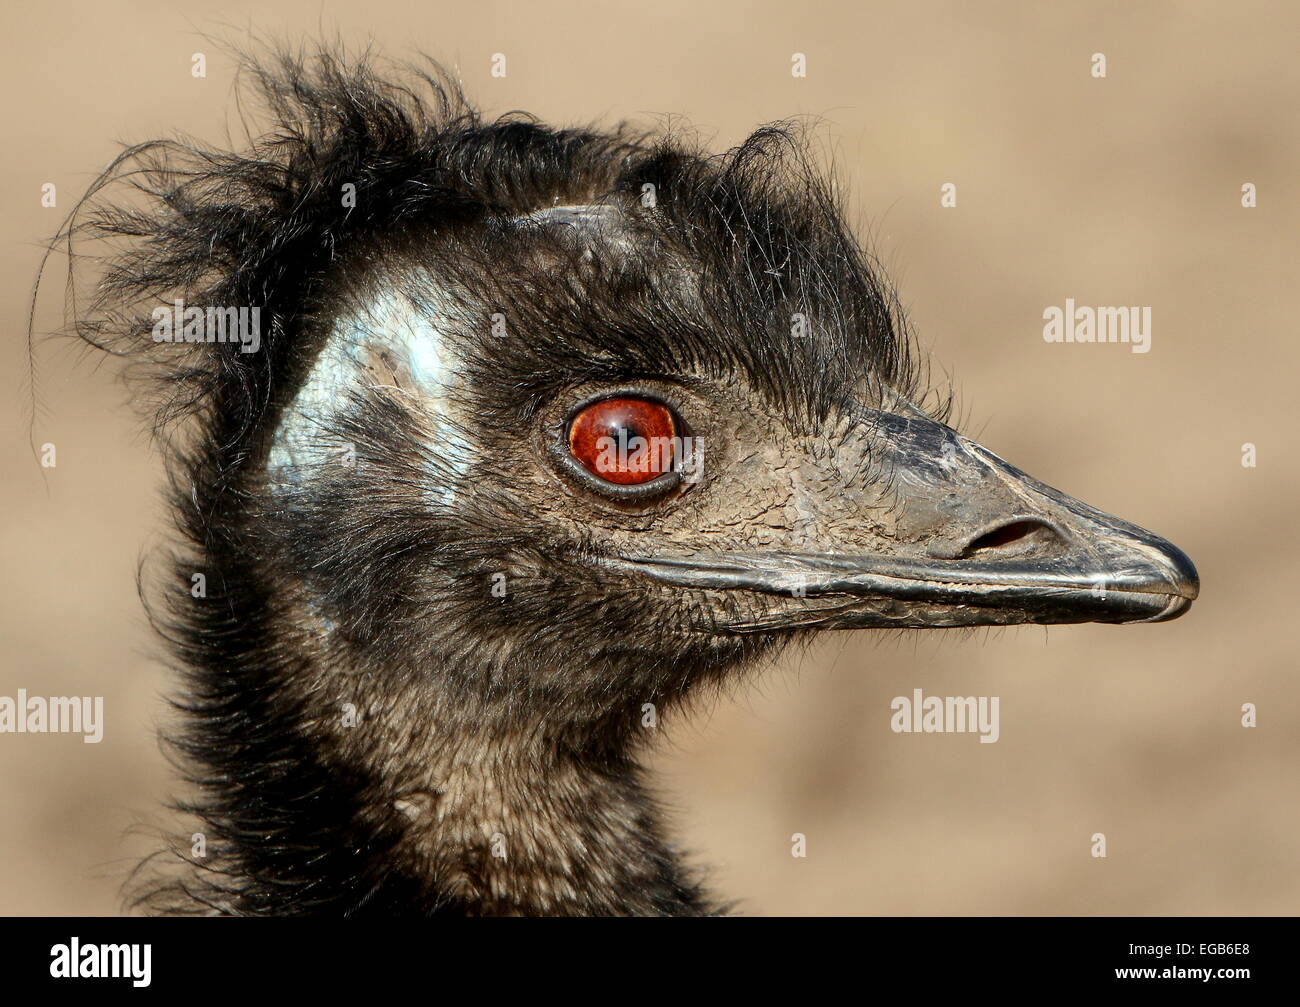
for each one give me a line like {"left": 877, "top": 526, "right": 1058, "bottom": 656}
{"left": 616, "top": 405, "right": 1199, "bottom": 631}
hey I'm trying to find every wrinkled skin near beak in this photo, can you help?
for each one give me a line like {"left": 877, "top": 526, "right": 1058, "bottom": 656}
{"left": 616, "top": 401, "right": 1199, "bottom": 632}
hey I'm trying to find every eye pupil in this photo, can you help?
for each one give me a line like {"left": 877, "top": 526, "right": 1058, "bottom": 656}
{"left": 568, "top": 397, "right": 677, "bottom": 485}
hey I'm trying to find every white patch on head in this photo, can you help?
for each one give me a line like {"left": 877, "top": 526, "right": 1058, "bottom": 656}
{"left": 515, "top": 203, "right": 639, "bottom": 259}
{"left": 268, "top": 206, "right": 627, "bottom": 503}
{"left": 516, "top": 203, "right": 619, "bottom": 229}
{"left": 268, "top": 275, "right": 474, "bottom": 506}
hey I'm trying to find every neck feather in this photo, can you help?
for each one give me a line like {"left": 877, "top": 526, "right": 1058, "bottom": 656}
{"left": 149, "top": 576, "right": 715, "bottom": 916}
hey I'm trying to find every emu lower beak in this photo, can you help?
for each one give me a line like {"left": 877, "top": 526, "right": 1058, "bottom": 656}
{"left": 617, "top": 407, "right": 1199, "bottom": 631}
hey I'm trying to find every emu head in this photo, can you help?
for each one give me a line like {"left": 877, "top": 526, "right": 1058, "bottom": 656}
{"left": 66, "top": 56, "right": 1197, "bottom": 740}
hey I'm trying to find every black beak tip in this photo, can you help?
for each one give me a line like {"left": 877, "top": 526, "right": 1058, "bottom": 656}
{"left": 1165, "top": 542, "right": 1200, "bottom": 601}
{"left": 1130, "top": 536, "right": 1199, "bottom": 623}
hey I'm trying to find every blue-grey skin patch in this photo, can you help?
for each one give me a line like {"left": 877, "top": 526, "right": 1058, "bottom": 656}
{"left": 267, "top": 279, "right": 473, "bottom": 506}
{"left": 517, "top": 203, "right": 619, "bottom": 230}
{"left": 517, "top": 203, "right": 636, "bottom": 257}
{"left": 268, "top": 206, "right": 622, "bottom": 505}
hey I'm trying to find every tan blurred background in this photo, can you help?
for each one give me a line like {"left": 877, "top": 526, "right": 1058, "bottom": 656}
{"left": 3, "top": 0, "right": 1297, "bottom": 915}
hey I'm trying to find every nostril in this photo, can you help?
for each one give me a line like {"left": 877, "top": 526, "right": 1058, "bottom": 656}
{"left": 963, "top": 519, "right": 1064, "bottom": 557}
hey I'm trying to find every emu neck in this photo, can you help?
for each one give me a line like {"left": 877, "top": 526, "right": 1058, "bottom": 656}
{"left": 200, "top": 623, "right": 714, "bottom": 916}
{"left": 167, "top": 469, "right": 717, "bottom": 915}
{"left": 368, "top": 720, "right": 707, "bottom": 916}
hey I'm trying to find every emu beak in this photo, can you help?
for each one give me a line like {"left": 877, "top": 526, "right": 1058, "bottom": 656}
{"left": 617, "top": 405, "right": 1199, "bottom": 631}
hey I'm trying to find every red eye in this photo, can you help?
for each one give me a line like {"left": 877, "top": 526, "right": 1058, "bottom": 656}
{"left": 568, "top": 397, "right": 677, "bottom": 485}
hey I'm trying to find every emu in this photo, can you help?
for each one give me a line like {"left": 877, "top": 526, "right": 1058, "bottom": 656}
{"left": 47, "top": 49, "right": 1198, "bottom": 916}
